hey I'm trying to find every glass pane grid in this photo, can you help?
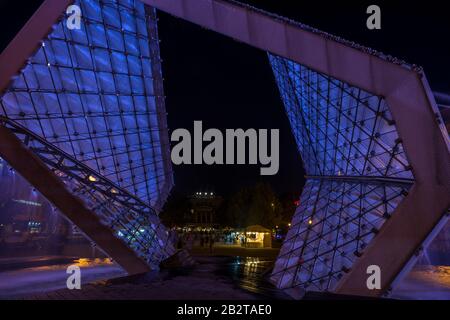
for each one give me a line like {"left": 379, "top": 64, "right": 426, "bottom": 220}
{"left": 271, "top": 179, "right": 410, "bottom": 292}
{"left": 269, "top": 53, "right": 415, "bottom": 292}
{"left": 269, "top": 54, "right": 413, "bottom": 179}
{"left": 0, "top": 0, "right": 173, "bottom": 211}
{"left": 0, "top": 0, "right": 174, "bottom": 270}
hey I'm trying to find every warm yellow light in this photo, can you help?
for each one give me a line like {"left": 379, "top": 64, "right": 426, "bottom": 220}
{"left": 308, "top": 219, "right": 313, "bottom": 225}
{"left": 75, "top": 258, "right": 90, "bottom": 267}
{"left": 288, "top": 223, "right": 291, "bottom": 227}
{"left": 88, "top": 175, "right": 98, "bottom": 182}
{"left": 111, "top": 188, "right": 118, "bottom": 194}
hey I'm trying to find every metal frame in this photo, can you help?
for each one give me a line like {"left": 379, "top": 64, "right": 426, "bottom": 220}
{"left": 0, "top": 0, "right": 448, "bottom": 295}
{"left": 268, "top": 56, "right": 417, "bottom": 294}
{"left": 145, "top": 0, "right": 450, "bottom": 297}
{"left": 0, "top": 0, "right": 173, "bottom": 210}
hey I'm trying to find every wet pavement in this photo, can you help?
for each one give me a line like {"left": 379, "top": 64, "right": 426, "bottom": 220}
{"left": 2, "top": 254, "right": 450, "bottom": 300}
{"left": 2, "top": 255, "right": 288, "bottom": 300}
{"left": 164, "top": 255, "right": 290, "bottom": 299}
{"left": 212, "top": 256, "right": 290, "bottom": 299}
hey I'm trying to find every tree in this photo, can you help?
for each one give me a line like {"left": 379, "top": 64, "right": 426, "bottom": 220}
{"left": 279, "top": 191, "right": 300, "bottom": 225}
{"left": 224, "top": 187, "right": 251, "bottom": 228}
{"left": 224, "top": 182, "right": 282, "bottom": 229}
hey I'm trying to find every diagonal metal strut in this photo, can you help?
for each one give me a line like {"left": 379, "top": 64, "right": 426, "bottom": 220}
{"left": 0, "top": 117, "right": 162, "bottom": 275}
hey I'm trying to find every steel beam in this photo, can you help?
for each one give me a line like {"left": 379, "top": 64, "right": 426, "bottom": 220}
{"left": 306, "top": 175, "right": 414, "bottom": 187}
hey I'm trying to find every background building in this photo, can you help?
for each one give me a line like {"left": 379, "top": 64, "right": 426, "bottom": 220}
{"left": 187, "top": 192, "right": 223, "bottom": 230}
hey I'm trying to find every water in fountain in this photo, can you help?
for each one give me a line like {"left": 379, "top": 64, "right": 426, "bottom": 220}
{"left": 427, "top": 220, "right": 450, "bottom": 266}
{"left": 0, "top": 157, "right": 103, "bottom": 259}
{"left": 391, "top": 219, "right": 450, "bottom": 299}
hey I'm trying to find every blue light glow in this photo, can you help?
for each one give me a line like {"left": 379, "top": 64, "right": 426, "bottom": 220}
{"left": 0, "top": 0, "right": 173, "bottom": 212}
{"left": 269, "top": 54, "right": 415, "bottom": 292}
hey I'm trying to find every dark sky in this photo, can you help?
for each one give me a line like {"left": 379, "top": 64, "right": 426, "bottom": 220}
{"left": 157, "top": 9, "right": 304, "bottom": 197}
{"left": 1, "top": 1, "right": 449, "bottom": 197}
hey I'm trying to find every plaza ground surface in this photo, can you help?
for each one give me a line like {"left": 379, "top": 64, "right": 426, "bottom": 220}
{"left": 0, "top": 247, "right": 285, "bottom": 300}
{"left": 0, "top": 246, "right": 449, "bottom": 300}
{"left": 20, "top": 255, "right": 286, "bottom": 300}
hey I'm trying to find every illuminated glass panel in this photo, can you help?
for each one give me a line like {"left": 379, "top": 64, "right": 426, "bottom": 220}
{"left": 271, "top": 179, "right": 410, "bottom": 292}
{"left": 0, "top": 0, "right": 173, "bottom": 212}
{"left": 269, "top": 54, "right": 413, "bottom": 179}
{"left": 269, "top": 54, "right": 415, "bottom": 293}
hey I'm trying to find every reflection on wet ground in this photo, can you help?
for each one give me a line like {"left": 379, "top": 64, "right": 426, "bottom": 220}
{"left": 73, "top": 258, "right": 114, "bottom": 267}
{"left": 0, "top": 257, "right": 126, "bottom": 299}
{"left": 219, "top": 256, "right": 289, "bottom": 299}
{"left": 159, "top": 255, "right": 289, "bottom": 299}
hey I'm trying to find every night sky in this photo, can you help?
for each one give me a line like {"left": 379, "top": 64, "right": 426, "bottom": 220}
{"left": 1, "top": 0, "right": 449, "bottom": 197}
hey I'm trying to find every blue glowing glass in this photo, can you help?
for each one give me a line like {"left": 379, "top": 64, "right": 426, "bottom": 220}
{"left": 269, "top": 54, "right": 415, "bottom": 292}
{"left": 0, "top": 0, "right": 173, "bottom": 212}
